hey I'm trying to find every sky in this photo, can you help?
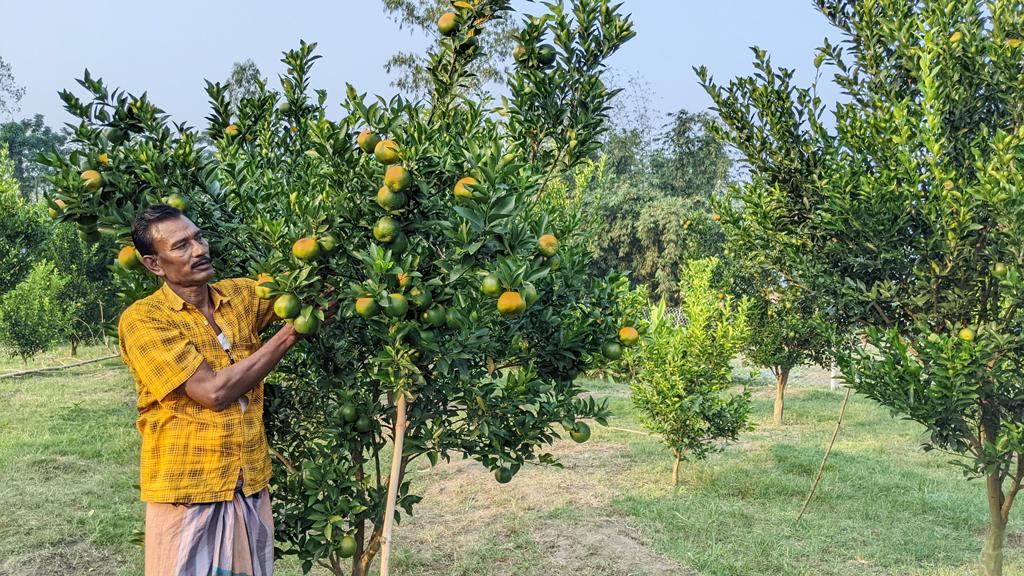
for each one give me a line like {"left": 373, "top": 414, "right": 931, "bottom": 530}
{"left": 1, "top": 1, "right": 842, "bottom": 129}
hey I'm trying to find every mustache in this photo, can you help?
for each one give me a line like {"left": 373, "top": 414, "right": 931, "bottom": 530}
{"left": 192, "top": 255, "right": 212, "bottom": 269}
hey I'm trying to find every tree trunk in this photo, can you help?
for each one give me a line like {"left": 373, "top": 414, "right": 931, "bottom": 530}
{"left": 773, "top": 366, "right": 791, "bottom": 426}
{"left": 830, "top": 364, "right": 841, "bottom": 391}
{"left": 70, "top": 335, "right": 79, "bottom": 357}
{"left": 671, "top": 449, "right": 682, "bottom": 487}
{"left": 982, "top": 470, "right": 1007, "bottom": 576}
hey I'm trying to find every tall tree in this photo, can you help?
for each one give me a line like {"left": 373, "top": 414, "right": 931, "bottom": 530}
{"left": 0, "top": 56, "right": 25, "bottom": 117}
{"left": 224, "top": 60, "right": 265, "bottom": 116}
{"left": 701, "top": 2, "right": 1024, "bottom": 573}
{"left": 0, "top": 115, "right": 68, "bottom": 201}
{"left": 381, "top": 0, "right": 522, "bottom": 97}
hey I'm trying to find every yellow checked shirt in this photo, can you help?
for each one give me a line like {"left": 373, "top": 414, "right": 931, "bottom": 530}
{"left": 118, "top": 278, "right": 277, "bottom": 503}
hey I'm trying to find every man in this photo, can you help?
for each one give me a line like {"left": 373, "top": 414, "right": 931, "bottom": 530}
{"left": 118, "top": 204, "right": 307, "bottom": 575}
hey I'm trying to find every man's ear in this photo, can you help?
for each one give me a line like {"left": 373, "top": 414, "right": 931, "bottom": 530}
{"left": 141, "top": 254, "right": 165, "bottom": 278}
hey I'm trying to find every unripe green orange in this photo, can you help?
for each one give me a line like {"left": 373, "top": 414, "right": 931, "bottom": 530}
{"left": 293, "top": 312, "right": 321, "bottom": 335}
{"left": 319, "top": 234, "right": 338, "bottom": 253}
{"left": 481, "top": 274, "right": 502, "bottom": 297}
{"left": 373, "top": 216, "right": 400, "bottom": 243}
{"left": 601, "top": 341, "right": 623, "bottom": 360}
{"left": 569, "top": 421, "right": 591, "bottom": 443}
{"left": 377, "top": 186, "right": 407, "bottom": 211}
{"left": 386, "top": 293, "right": 409, "bottom": 318}
{"left": 274, "top": 294, "right": 301, "bottom": 319}
{"left": 254, "top": 274, "right": 274, "bottom": 299}
{"left": 165, "top": 193, "right": 187, "bottom": 212}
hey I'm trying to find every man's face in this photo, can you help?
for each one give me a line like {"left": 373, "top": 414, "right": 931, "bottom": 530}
{"left": 142, "top": 216, "right": 214, "bottom": 286}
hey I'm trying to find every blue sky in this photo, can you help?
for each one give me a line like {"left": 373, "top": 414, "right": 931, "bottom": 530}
{"left": 2, "top": 1, "right": 841, "bottom": 129}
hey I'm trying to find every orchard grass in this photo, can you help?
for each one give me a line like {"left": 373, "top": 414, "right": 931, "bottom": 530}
{"left": 1, "top": 353, "right": 1020, "bottom": 575}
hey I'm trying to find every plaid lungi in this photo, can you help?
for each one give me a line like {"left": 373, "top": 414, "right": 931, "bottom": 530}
{"left": 144, "top": 478, "right": 274, "bottom": 576}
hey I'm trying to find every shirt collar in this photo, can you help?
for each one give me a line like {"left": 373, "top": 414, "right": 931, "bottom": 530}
{"left": 160, "top": 282, "right": 231, "bottom": 311}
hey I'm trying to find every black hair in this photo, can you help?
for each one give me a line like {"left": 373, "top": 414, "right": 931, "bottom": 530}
{"left": 132, "top": 204, "right": 183, "bottom": 256}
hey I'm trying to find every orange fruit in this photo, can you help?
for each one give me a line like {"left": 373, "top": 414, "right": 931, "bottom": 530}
{"left": 497, "top": 291, "right": 526, "bottom": 316}
{"left": 254, "top": 274, "right": 274, "bottom": 299}
{"left": 386, "top": 293, "right": 409, "bottom": 318}
{"left": 225, "top": 124, "right": 239, "bottom": 137}
{"left": 538, "top": 233, "right": 558, "bottom": 257}
{"left": 409, "top": 286, "right": 432, "bottom": 309}
{"left": 569, "top": 421, "right": 591, "bottom": 443}
{"left": 377, "top": 186, "right": 407, "bottom": 210}
{"left": 422, "top": 306, "right": 446, "bottom": 327}
{"left": 494, "top": 467, "right": 513, "bottom": 484}
{"left": 959, "top": 327, "right": 975, "bottom": 342}
{"left": 80, "top": 169, "right": 102, "bottom": 192}
{"left": 319, "top": 234, "right": 338, "bottom": 253}
{"left": 522, "top": 282, "right": 539, "bottom": 306}
{"left": 711, "top": 213, "right": 721, "bottom": 222}
{"left": 374, "top": 139, "right": 400, "bottom": 164}
{"left": 356, "top": 130, "right": 380, "bottom": 154}
{"left": 438, "top": 11, "right": 458, "bottom": 36}
{"left": 454, "top": 176, "right": 478, "bottom": 198}
{"left": 481, "top": 274, "right": 502, "bottom": 297}
{"left": 601, "top": 341, "right": 623, "bottom": 360}
{"left": 384, "top": 165, "right": 412, "bottom": 192}
{"left": 47, "top": 198, "right": 67, "bottom": 219}
{"left": 338, "top": 535, "right": 357, "bottom": 558}
{"left": 618, "top": 326, "right": 639, "bottom": 347}
{"left": 537, "top": 44, "right": 557, "bottom": 66}
{"left": 117, "top": 245, "right": 142, "bottom": 271}
{"left": 98, "top": 153, "right": 109, "bottom": 167}
{"left": 355, "top": 297, "right": 380, "bottom": 318}
{"left": 274, "top": 294, "right": 301, "bottom": 319}
{"left": 373, "top": 217, "right": 400, "bottom": 243}
{"left": 396, "top": 272, "right": 412, "bottom": 289}
{"left": 292, "top": 237, "right": 322, "bottom": 261}
{"left": 293, "top": 311, "right": 321, "bottom": 335}
{"left": 165, "top": 193, "right": 187, "bottom": 212}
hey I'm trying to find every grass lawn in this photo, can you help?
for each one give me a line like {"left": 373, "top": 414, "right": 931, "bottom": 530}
{"left": 0, "top": 348, "right": 1019, "bottom": 575}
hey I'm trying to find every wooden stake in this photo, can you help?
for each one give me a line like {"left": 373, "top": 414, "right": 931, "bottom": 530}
{"left": 379, "top": 393, "right": 408, "bottom": 576}
{"left": 796, "top": 386, "right": 851, "bottom": 523}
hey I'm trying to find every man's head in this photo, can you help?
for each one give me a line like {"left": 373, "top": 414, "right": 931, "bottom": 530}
{"left": 132, "top": 204, "right": 214, "bottom": 286}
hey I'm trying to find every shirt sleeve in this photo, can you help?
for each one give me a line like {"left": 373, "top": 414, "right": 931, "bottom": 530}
{"left": 119, "top": 305, "right": 205, "bottom": 402}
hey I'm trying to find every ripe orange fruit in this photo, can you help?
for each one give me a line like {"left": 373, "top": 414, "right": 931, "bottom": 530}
{"left": 117, "top": 245, "right": 142, "bottom": 271}
{"left": 569, "top": 421, "right": 591, "bottom": 443}
{"left": 225, "top": 124, "right": 239, "bottom": 137}
{"left": 454, "top": 176, "right": 478, "bottom": 198}
{"left": 376, "top": 186, "right": 407, "bottom": 210}
{"left": 80, "top": 169, "right": 102, "bottom": 192}
{"left": 384, "top": 165, "right": 412, "bottom": 192}
{"left": 959, "top": 327, "right": 975, "bottom": 342}
{"left": 374, "top": 139, "right": 400, "bottom": 164}
{"left": 481, "top": 274, "right": 502, "bottom": 297}
{"left": 711, "top": 213, "right": 721, "bottom": 222}
{"left": 274, "top": 294, "right": 301, "bottom": 319}
{"left": 165, "top": 193, "right": 187, "bottom": 212}
{"left": 254, "top": 274, "right": 274, "bottom": 299}
{"left": 292, "top": 237, "right": 322, "bottom": 261}
{"left": 356, "top": 130, "right": 380, "bottom": 154}
{"left": 438, "top": 11, "right": 458, "bottom": 36}
{"left": 618, "top": 326, "right": 639, "bottom": 347}
{"left": 373, "top": 217, "right": 399, "bottom": 243}
{"left": 355, "top": 297, "right": 380, "bottom": 318}
{"left": 497, "top": 291, "right": 526, "bottom": 316}
{"left": 98, "top": 153, "right": 109, "bottom": 167}
{"left": 538, "top": 233, "right": 558, "bottom": 257}
{"left": 386, "top": 293, "right": 409, "bottom": 318}
{"left": 601, "top": 341, "right": 623, "bottom": 360}
{"left": 293, "top": 311, "right": 321, "bottom": 335}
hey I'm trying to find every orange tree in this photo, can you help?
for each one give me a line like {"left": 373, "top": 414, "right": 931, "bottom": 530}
{"left": 39, "top": 1, "right": 635, "bottom": 573}
{"left": 701, "top": 1, "right": 1024, "bottom": 574}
